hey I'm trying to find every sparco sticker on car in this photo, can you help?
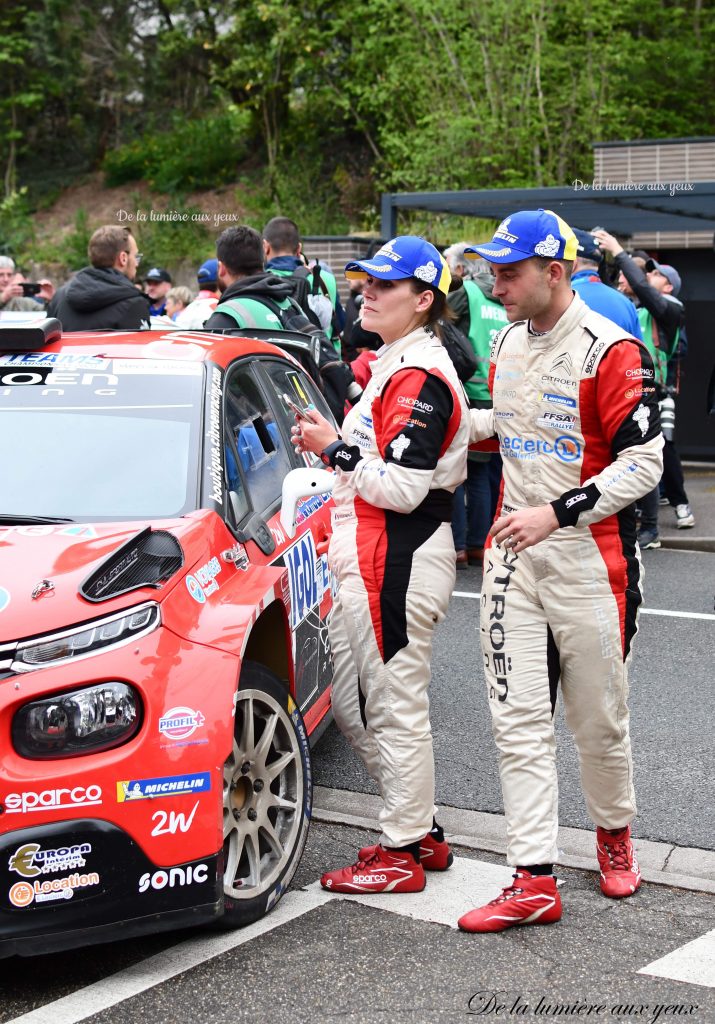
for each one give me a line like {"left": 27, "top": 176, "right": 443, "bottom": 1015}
{"left": 4, "top": 786, "right": 102, "bottom": 814}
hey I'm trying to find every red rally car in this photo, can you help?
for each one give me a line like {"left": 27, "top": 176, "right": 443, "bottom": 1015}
{"left": 0, "top": 319, "right": 337, "bottom": 957}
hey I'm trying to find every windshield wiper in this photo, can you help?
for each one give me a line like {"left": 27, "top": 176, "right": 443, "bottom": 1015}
{"left": 0, "top": 514, "right": 76, "bottom": 525}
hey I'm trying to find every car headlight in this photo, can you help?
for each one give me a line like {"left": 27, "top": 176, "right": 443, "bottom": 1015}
{"left": 11, "top": 602, "right": 160, "bottom": 673}
{"left": 12, "top": 681, "right": 141, "bottom": 759}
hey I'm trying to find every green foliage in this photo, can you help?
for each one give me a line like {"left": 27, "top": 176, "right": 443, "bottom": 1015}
{"left": 0, "top": 188, "right": 34, "bottom": 257}
{"left": 102, "top": 110, "right": 253, "bottom": 192}
{"left": 2, "top": 0, "right": 714, "bottom": 273}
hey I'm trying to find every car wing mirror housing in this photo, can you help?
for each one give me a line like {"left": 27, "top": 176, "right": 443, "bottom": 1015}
{"left": 280, "top": 468, "right": 335, "bottom": 539}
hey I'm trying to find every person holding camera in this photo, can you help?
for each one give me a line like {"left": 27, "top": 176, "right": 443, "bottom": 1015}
{"left": 292, "top": 236, "right": 470, "bottom": 895}
{"left": 594, "top": 230, "right": 694, "bottom": 545}
{"left": 0, "top": 257, "right": 54, "bottom": 312}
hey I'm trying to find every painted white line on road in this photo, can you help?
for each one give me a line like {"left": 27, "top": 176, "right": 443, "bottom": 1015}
{"left": 452, "top": 591, "right": 715, "bottom": 622}
{"left": 309, "top": 856, "right": 515, "bottom": 929}
{"left": 4, "top": 889, "right": 330, "bottom": 1024}
{"left": 638, "top": 928, "right": 715, "bottom": 989}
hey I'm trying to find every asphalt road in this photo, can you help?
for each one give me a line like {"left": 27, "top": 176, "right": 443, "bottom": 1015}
{"left": 1, "top": 549, "right": 712, "bottom": 1024}
{"left": 315, "top": 548, "right": 715, "bottom": 852}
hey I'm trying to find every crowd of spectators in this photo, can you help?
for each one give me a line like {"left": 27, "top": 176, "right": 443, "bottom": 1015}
{"left": 0, "top": 217, "right": 698, "bottom": 544}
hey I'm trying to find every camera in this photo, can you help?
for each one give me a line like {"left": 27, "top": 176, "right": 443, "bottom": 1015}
{"left": 21, "top": 282, "right": 42, "bottom": 297}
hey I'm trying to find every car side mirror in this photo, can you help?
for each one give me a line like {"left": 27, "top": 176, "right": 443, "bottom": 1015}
{"left": 280, "top": 467, "right": 334, "bottom": 539}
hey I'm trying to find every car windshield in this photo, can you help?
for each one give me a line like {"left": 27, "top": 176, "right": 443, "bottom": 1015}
{"left": 0, "top": 352, "right": 203, "bottom": 521}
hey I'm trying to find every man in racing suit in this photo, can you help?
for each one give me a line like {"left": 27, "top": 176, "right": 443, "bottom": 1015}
{"left": 458, "top": 210, "right": 663, "bottom": 933}
{"left": 292, "top": 236, "right": 470, "bottom": 894}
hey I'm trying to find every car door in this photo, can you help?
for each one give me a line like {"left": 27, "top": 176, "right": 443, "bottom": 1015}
{"left": 223, "top": 356, "right": 334, "bottom": 718}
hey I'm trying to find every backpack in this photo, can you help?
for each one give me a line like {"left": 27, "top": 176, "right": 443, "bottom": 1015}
{"left": 292, "top": 264, "right": 336, "bottom": 334}
{"left": 437, "top": 318, "right": 478, "bottom": 384}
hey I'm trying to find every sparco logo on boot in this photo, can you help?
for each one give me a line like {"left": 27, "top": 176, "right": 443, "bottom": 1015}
{"left": 4, "top": 785, "right": 102, "bottom": 813}
{"left": 354, "top": 873, "right": 387, "bottom": 884}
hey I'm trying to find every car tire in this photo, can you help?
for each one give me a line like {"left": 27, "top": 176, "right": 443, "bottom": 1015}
{"left": 219, "top": 661, "right": 312, "bottom": 928}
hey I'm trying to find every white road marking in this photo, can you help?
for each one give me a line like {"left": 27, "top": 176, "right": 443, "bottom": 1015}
{"left": 308, "top": 856, "right": 515, "bottom": 929}
{"left": 638, "top": 928, "right": 715, "bottom": 989}
{"left": 452, "top": 591, "right": 715, "bottom": 622}
{"left": 4, "top": 889, "right": 330, "bottom": 1024}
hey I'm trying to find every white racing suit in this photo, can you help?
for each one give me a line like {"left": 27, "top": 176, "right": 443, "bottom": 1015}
{"left": 323, "top": 327, "right": 469, "bottom": 848}
{"left": 470, "top": 295, "right": 663, "bottom": 866}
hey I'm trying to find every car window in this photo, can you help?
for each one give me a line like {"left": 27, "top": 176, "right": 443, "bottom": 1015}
{"left": 224, "top": 363, "right": 293, "bottom": 518}
{"left": 261, "top": 360, "right": 330, "bottom": 467}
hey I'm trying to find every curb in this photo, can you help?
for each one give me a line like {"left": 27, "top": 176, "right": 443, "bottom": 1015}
{"left": 313, "top": 786, "right": 715, "bottom": 895}
{"left": 659, "top": 537, "right": 715, "bottom": 553}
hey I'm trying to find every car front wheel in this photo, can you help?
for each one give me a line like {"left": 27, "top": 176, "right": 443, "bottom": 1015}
{"left": 220, "top": 661, "right": 312, "bottom": 927}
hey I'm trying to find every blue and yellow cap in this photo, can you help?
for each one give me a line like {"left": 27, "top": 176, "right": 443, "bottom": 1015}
{"left": 345, "top": 236, "right": 451, "bottom": 295}
{"left": 465, "top": 210, "right": 578, "bottom": 264}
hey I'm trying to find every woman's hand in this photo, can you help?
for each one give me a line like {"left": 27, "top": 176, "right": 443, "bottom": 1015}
{"left": 291, "top": 407, "right": 340, "bottom": 456}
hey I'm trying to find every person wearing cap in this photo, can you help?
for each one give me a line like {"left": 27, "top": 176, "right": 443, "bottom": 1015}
{"left": 174, "top": 258, "right": 222, "bottom": 329}
{"left": 291, "top": 236, "right": 470, "bottom": 895}
{"left": 594, "top": 230, "right": 695, "bottom": 539}
{"left": 143, "top": 267, "right": 172, "bottom": 317}
{"left": 458, "top": 209, "right": 664, "bottom": 933}
{"left": 571, "top": 230, "right": 642, "bottom": 338}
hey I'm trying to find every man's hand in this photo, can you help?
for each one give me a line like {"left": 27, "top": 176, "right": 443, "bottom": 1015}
{"left": 0, "top": 283, "right": 22, "bottom": 305}
{"left": 38, "top": 279, "right": 55, "bottom": 301}
{"left": 592, "top": 229, "right": 623, "bottom": 258}
{"left": 489, "top": 505, "right": 560, "bottom": 553}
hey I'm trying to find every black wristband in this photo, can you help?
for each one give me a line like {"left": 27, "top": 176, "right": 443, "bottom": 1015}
{"left": 320, "top": 440, "right": 361, "bottom": 471}
{"left": 550, "top": 482, "right": 601, "bottom": 527}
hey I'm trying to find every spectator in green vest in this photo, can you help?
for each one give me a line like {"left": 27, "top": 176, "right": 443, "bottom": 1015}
{"left": 263, "top": 216, "right": 343, "bottom": 348}
{"left": 444, "top": 242, "right": 508, "bottom": 568}
{"left": 203, "top": 226, "right": 296, "bottom": 331}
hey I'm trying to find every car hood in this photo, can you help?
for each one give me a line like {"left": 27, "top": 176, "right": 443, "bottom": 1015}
{"left": 0, "top": 512, "right": 217, "bottom": 641}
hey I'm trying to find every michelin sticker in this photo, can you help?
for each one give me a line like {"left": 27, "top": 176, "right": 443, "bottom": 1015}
{"left": 117, "top": 772, "right": 210, "bottom": 802}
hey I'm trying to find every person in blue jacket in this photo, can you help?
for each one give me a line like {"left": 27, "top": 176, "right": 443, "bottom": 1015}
{"left": 570, "top": 229, "right": 642, "bottom": 338}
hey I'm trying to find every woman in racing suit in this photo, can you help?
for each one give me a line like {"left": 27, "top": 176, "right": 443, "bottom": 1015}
{"left": 292, "top": 236, "right": 469, "bottom": 894}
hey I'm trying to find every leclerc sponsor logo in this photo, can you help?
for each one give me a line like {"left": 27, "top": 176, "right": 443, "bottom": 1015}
{"left": 4, "top": 785, "right": 102, "bottom": 814}
{"left": 159, "top": 707, "right": 205, "bottom": 741}
{"left": 501, "top": 435, "right": 581, "bottom": 462}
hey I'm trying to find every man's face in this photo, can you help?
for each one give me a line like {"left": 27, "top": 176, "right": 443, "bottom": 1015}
{"left": 0, "top": 266, "right": 14, "bottom": 289}
{"left": 119, "top": 235, "right": 140, "bottom": 281}
{"left": 646, "top": 268, "right": 672, "bottom": 295}
{"left": 490, "top": 258, "right": 553, "bottom": 322}
{"left": 146, "top": 279, "right": 171, "bottom": 301}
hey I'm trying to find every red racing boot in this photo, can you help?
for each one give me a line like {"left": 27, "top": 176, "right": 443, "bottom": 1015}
{"left": 596, "top": 825, "right": 641, "bottom": 898}
{"left": 458, "top": 871, "right": 562, "bottom": 933}
{"left": 358, "top": 830, "right": 453, "bottom": 872}
{"left": 320, "top": 844, "right": 425, "bottom": 894}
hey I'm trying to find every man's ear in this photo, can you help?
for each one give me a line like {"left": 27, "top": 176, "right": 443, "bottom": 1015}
{"left": 217, "top": 260, "right": 229, "bottom": 285}
{"left": 116, "top": 250, "right": 129, "bottom": 272}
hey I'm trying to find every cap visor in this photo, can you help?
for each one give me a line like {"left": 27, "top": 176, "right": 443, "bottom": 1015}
{"left": 465, "top": 243, "right": 531, "bottom": 264}
{"left": 344, "top": 258, "right": 410, "bottom": 280}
